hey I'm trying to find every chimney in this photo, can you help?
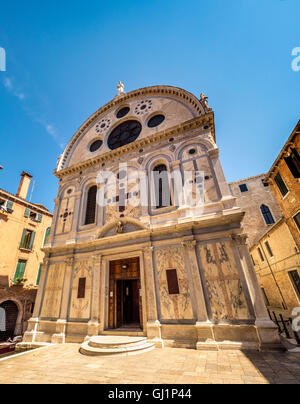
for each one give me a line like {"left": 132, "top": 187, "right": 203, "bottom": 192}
{"left": 16, "top": 171, "right": 33, "bottom": 200}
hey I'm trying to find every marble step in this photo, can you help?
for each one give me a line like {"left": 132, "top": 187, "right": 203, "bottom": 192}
{"left": 80, "top": 336, "right": 155, "bottom": 357}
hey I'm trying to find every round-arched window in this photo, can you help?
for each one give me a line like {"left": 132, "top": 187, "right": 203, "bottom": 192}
{"left": 107, "top": 120, "right": 142, "bottom": 150}
{"left": 89, "top": 140, "right": 103, "bottom": 153}
{"left": 148, "top": 114, "right": 165, "bottom": 128}
{"left": 116, "top": 107, "right": 130, "bottom": 119}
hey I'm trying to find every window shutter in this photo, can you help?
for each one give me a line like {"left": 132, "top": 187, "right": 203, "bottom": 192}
{"left": 24, "top": 208, "right": 30, "bottom": 218}
{"left": 36, "top": 264, "right": 42, "bottom": 286}
{"left": 37, "top": 213, "right": 43, "bottom": 223}
{"left": 14, "top": 261, "right": 26, "bottom": 281}
{"left": 28, "top": 231, "right": 36, "bottom": 251}
{"left": 19, "top": 229, "right": 27, "bottom": 249}
{"left": 6, "top": 201, "right": 14, "bottom": 211}
{"left": 43, "top": 227, "right": 51, "bottom": 246}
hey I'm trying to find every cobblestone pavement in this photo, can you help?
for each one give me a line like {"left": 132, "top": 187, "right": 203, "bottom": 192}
{"left": 1, "top": 344, "right": 300, "bottom": 384}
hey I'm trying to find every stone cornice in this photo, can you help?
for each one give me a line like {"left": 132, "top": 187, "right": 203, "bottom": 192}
{"left": 54, "top": 113, "right": 215, "bottom": 180}
{"left": 43, "top": 210, "right": 244, "bottom": 256}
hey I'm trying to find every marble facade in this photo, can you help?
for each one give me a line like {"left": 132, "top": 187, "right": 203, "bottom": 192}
{"left": 23, "top": 85, "right": 281, "bottom": 350}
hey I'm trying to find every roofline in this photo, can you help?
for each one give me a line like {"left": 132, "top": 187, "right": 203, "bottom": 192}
{"left": 265, "top": 120, "right": 300, "bottom": 181}
{"left": 229, "top": 173, "right": 267, "bottom": 186}
{"left": 57, "top": 84, "right": 214, "bottom": 172}
{"left": 0, "top": 188, "right": 53, "bottom": 216}
{"left": 249, "top": 217, "right": 285, "bottom": 248}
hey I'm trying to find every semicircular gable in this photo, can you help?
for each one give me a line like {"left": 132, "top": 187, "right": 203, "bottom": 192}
{"left": 57, "top": 86, "right": 207, "bottom": 172}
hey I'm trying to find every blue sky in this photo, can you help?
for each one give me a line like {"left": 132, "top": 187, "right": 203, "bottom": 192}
{"left": 0, "top": 0, "right": 299, "bottom": 211}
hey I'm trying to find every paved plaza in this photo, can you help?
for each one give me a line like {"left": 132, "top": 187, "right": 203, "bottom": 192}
{"left": 1, "top": 344, "right": 300, "bottom": 384}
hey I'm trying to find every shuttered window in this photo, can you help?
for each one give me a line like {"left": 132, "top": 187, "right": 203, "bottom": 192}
{"left": 20, "top": 229, "right": 36, "bottom": 250}
{"left": 43, "top": 227, "right": 51, "bottom": 246}
{"left": 36, "top": 264, "right": 42, "bottom": 286}
{"left": 258, "top": 247, "right": 264, "bottom": 262}
{"left": 284, "top": 148, "right": 300, "bottom": 179}
{"left": 77, "top": 278, "right": 86, "bottom": 299}
{"left": 294, "top": 212, "right": 300, "bottom": 232}
{"left": 24, "top": 208, "right": 30, "bottom": 218}
{"left": 289, "top": 270, "right": 300, "bottom": 299}
{"left": 14, "top": 260, "right": 27, "bottom": 282}
{"left": 274, "top": 172, "right": 289, "bottom": 197}
{"left": 166, "top": 269, "right": 180, "bottom": 295}
{"left": 260, "top": 205, "right": 275, "bottom": 225}
{"left": 85, "top": 186, "right": 97, "bottom": 225}
{"left": 6, "top": 200, "right": 14, "bottom": 212}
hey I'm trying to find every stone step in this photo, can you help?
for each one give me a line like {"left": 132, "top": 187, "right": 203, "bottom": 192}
{"left": 80, "top": 336, "right": 155, "bottom": 357}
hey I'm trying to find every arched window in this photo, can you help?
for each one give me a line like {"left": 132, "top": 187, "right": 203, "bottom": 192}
{"left": 152, "top": 164, "right": 171, "bottom": 209}
{"left": 260, "top": 205, "right": 275, "bottom": 225}
{"left": 85, "top": 186, "right": 97, "bottom": 225}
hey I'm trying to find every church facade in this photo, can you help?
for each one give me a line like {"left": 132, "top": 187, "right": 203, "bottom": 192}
{"left": 24, "top": 85, "right": 281, "bottom": 350}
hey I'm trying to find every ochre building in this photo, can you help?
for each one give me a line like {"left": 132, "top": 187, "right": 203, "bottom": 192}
{"left": 24, "top": 85, "right": 280, "bottom": 351}
{"left": 0, "top": 172, "right": 53, "bottom": 340}
{"left": 251, "top": 121, "right": 300, "bottom": 312}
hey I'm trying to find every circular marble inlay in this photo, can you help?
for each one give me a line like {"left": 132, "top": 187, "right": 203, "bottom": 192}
{"left": 134, "top": 100, "right": 153, "bottom": 115}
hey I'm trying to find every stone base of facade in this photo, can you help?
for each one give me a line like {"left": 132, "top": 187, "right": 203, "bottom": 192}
{"left": 23, "top": 318, "right": 284, "bottom": 352}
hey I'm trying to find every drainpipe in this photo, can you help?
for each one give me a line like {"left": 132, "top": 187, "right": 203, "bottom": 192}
{"left": 259, "top": 241, "right": 287, "bottom": 309}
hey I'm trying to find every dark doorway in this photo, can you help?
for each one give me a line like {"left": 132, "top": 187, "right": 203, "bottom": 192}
{"left": 116, "top": 280, "right": 140, "bottom": 327}
{"left": 109, "top": 257, "right": 142, "bottom": 330}
{"left": 0, "top": 301, "right": 19, "bottom": 341}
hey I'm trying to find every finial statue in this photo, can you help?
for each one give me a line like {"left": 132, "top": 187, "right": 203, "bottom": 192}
{"left": 200, "top": 92, "right": 211, "bottom": 110}
{"left": 116, "top": 221, "right": 124, "bottom": 234}
{"left": 117, "top": 81, "right": 125, "bottom": 95}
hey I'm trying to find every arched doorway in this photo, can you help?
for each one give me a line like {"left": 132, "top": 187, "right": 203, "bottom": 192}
{"left": 0, "top": 301, "right": 19, "bottom": 341}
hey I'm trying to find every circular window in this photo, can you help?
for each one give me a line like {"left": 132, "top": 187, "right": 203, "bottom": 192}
{"left": 189, "top": 148, "right": 196, "bottom": 155}
{"left": 107, "top": 120, "right": 142, "bottom": 150}
{"left": 134, "top": 100, "right": 153, "bottom": 115}
{"left": 90, "top": 140, "right": 103, "bottom": 152}
{"left": 116, "top": 107, "right": 130, "bottom": 119}
{"left": 95, "top": 118, "right": 111, "bottom": 134}
{"left": 148, "top": 114, "right": 165, "bottom": 128}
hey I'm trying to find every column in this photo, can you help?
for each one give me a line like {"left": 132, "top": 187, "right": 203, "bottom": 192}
{"left": 87, "top": 254, "right": 102, "bottom": 337}
{"left": 182, "top": 240, "right": 216, "bottom": 350}
{"left": 143, "top": 247, "right": 163, "bottom": 346}
{"left": 232, "top": 234, "right": 283, "bottom": 351}
{"left": 51, "top": 256, "right": 74, "bottom": 344}
{"left": 207, "top": 148, "right": 233, "bottom": 202}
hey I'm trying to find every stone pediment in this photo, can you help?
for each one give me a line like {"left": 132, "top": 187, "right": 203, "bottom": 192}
{"left": 98, "top": 218, "right": 147, "bottom": 239}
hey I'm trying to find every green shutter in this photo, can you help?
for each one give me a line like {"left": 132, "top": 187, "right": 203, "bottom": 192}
{"left": 19, "top": 229, "right": 27, "bottom": 249}
{"left": 6, "top": 200, "right": 14, "bottom": 211}
{"left": 28, "top": 231, "right": 36, "bottom": 250}
{"left": 36, "top": 264, "right": 42, "bottom": 286}
{"left": 43, "top": 227, "right": 51, "bottom": 246}
{"left": 24, "top": 208, "right": 30, "bottom": 218}
{"left": 14, "top": 261, "right": 26, "bottom": 282}
{"left": 37, "top": 213, "right": 43, "bottom": 223}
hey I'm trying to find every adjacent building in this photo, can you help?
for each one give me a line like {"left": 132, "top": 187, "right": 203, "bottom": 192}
{"left": 0, "top": 172, "right": 53, "bottom": 340}
{"left": 229, "top": 174, "right": 282, "bottom": 247}
{"left": 24, "top": 84, "right": 280, "bottom": 351}
{"left": 250, "top": 121, "right": 300, "bottom": 313}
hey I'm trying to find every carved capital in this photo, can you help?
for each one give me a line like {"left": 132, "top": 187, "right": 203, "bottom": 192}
{"left": 143, "top": 246, "right": 154, "bottom": 257}
{"left": 182, "top": 240, "right": 197, "bottom": 249}
{"left": 231, "top": 234, "right": 248, "bottom": 246}
{"left": 207, "top": 148, "right": 219, "bottom": 159}
{"left": 65, "top": 257, "right": 75, "bottom": 266}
